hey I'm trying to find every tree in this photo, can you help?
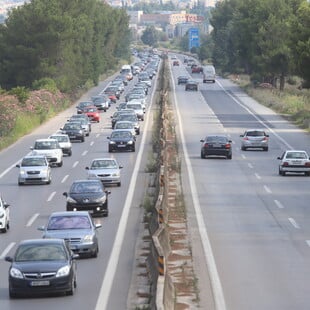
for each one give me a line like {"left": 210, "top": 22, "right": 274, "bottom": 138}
{"left": 141, "top": 26, "right": 158, "bottom": 47}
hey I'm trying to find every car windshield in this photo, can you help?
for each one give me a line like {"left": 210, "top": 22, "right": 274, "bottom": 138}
{"left": 47, "top": 215, "right": 91, "bottom": 230}
{"left": 64, "top": 123, "right": 80, "bottom": 130}
{"left": 115, "top": 123, "right": 133, "bottom": 129}
{"left": 50, "top": 136, "right": 68, "bottom": 142}
{"left": 206, "top": 136, "right": 227, "bottom": 143}
{"left": 34, "top": 141, "right": 57, "bottom": 149}
{"left": 71, "top": 181, "right": 102, "bottom": 193}
{"left": 111, "top": 131, "right": 132, "bottom": 139}
{"left": 21, "top": 158, "right": 46, "bottom": 166}
{"left": 91, "top": 159, "right": 117, "bottom": 169}
{"left": 15, "top": 244, "right": 67, "bottom": 261}
{"left": 246, "top": 131, "right": 265, "bottom": 137}
{"left": 286, "top": 152, "right": 307, "bottom": 159}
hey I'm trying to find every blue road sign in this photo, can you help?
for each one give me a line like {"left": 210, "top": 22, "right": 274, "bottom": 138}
{"left": 189, "top": 28, "right": 200, "bottom": 50}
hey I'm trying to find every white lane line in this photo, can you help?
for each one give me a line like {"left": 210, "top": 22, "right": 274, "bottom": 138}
{"left": 96, "top": 133, "right": 100, "bottom": 138}
{"left": 26, "top": 213, "right": 39, "bottom": 227}
{"left": 306, "top": 240, "right": 310, "bottom": 247}
{"left": 95, "top": 71, "right": 158, "bottom": 310}
{"left": 90, "top": 141, "right": 94, "bottom": 146}
{"left": 264, "top": 185, "right": 272, "bottom": 194}
{"left": 288, "top": 218, "right": 300, "bottom": 229}
{"left": 274, "top": 200, "right": 284, "bottom": 209}
{"left": 170, "top": 69, "right": 227, "bottom": 310}
{"left": 0, "top": 242, "right": 16, "bottom": 260}
{"left": 73, "top": 161, "right": 79, "bottom": 168}
{"left": 61, "top": 175, "right": 69, "bottom": 183}
{"left": 47, "top": 191, "right": 56, "bottom": 202}
{"left": 254, "top": 173, "right": 261, "bottom": 180}
{"left": 248, "top": 163, "right": 253, "bottom": 169}
{"left": 82, "top": 150, "right": 88, "bottom": 156}
{"left": 241, "top": 154, "right": 246, "bottom": 159}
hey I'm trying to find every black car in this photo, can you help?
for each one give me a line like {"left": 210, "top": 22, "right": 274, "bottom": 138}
{"left": 63, "top": 180, "right": 110, "bottom": 217}
{"left": 76, "top": 101, "right": 92, "bottom": 114}
{"left": 107, "top": 130, "right": 136, "bottom": 152}
{"left": 177, "top": 76, "right": 189, "bottom": 85}
{"left": 200, "top": 135, "right": 232, "bottom": 159}
{"left": 185, "top": 80, "right": 198, "bottom": 91}
{"left": 5, "top": 238, "right": 78, "bottom": 298}
{"left": 61, "top": 122, "right": 85, "bottom": 142}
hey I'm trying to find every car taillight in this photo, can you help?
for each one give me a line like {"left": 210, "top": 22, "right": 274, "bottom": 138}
{"left": 225, "top": 144, "right": 231, "bottom": 149}
{"left": 305, "top": 162, "right": 310, "bottom": 167}
{"left": 243, "top": 137, "right": 249, "bottom": 140}
{"left": 263, "top": 137, "right": 268, "bottom": 141}
{"left": 204, "top": 143, "right": 209, "bottom": 148}
{"left": 283, "top": 162, "right": 289, "bottom": 166}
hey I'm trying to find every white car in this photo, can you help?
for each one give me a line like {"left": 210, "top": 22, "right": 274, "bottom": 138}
{"left": 16, "top": 155, "right": 52, "bottom": 185}
{"left": 0, "top": 195, "right": 10, "bottom": 233}
{"left": 49, "top": 134, "right": 72, "bottom": 156}
{"left": 31, "top": 138, "right": 63, "bottom": 167}
{"left": 277, "top": 150, "right": 310, "bottom": 176}
{"left": 126, "top": 102, "right": 145, "bottom": 121}
{"left": 86, "top": 158, "right": 123, "bottom": 187}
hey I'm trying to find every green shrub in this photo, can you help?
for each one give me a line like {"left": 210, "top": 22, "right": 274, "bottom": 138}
{"left": 32, "top": 78, "right": 58, "bottom": 93}
{"left": 8, "top": 86, "right": 29, "bottom": 104}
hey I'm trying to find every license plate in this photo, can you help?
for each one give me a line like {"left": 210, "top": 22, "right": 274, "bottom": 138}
{"left": 70, "top": 135, "right": 76, "bottom": 138}
{"left": 291, "top": 161, "right": 302, "bottom": 165}
{"left": 118, "top": 145, "right": 126, "bottom": 147}
{"left": 31, "top": 280, "right": 50, "bottom": 286}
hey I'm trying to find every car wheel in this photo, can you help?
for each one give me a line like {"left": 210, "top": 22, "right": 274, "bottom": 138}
{"left": 18, "top": 181, "right": 23, "bottom": 186}
{"left": 81, "top": 137, "right": 85, "bottom": 142}
{"left": 66, "top": 206, "right": 73, "bottom": 211}
{"left": 227, "top": 154, "right": 232, "bottom": 160}
{"left": 132, "top": 145, "right": 135, "bottom": 152}
{"left": 68, "top": 150, "right": 72, "bottom": 156}
{"left": 241, "top": 146, "right": 247, "bottom": 151}
{"left": 46, "top": 178, "right": 51, "bottom": 185}
{"left": 86, "top": 133, "right": 90, "bottom": 137}
{"left": 200, "top": 150, "right": 205, "bottom": 159}
{"left": 108, "top": 147, "right": 112, "bottom": 153}
{"left": 66, "top": 276, "right": 76, "bottom": 296}
{"left": 92, "top": 246, "right": 99, "bottom": 258}
{"left": 263, "top": 147, "right": 268, "bottom": 151}
{"left": 117, "top": 182, "right": 121, "bottom": 187}
{"left": 9, "top": 289, "right": 17, "bottom": 299}
{"left": 57, "top": 161, "right": 63, "bottom": 167}
{"left": 305, "top": 172, "right": 310, "bottom": 176}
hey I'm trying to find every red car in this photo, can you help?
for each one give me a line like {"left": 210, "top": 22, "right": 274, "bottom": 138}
{"left": 82, "top": 106, "right": 100, "bottom": 123}
{"left": 173, "top": 60, "right": 179, "bottom": 66}
{"left": 191, "top": 65, "right": 203, "bottom": 73}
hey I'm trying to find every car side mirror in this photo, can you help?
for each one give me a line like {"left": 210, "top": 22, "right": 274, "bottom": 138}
{"left": 277, "top": 157, "right": 281, "bottom": 160}
{"left": 228, "top": 140, "right": 232, "bottom": 143}
{"left": 119, "top": 165, "right": 123, "bottom": 169}
{"left": 30, "top": 146, "right": 34, "bottom": 150}
{"left": 37, "top": 226, "right": 45, "bottom": 231}
{"left": 200, "top": 139, "right": 204, "bottom": 142}
{"left": 5, "top": 256, "right": 13, "bottom": 263}
{"left": 85, "top": 167, "right": 89, "bottom": 170}
{"left": 240, "top": 135, "right": 243, "bottom": 137}
{"left": 16, "top": 164, "right": 20, "bottom": 168}
{"left": 95, "top": 224, "right": 102, "bottom": 229}
{"left": 3, "top": 203, "right": 10, "bottom": 208}
{"left": 105, "top": 190, "right": 111, "bottom": 195}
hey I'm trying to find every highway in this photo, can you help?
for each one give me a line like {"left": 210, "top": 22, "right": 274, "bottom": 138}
{"left": 170, "top": 55, "right": 310, "bottom": 310}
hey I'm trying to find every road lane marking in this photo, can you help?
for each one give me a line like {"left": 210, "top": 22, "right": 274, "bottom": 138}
{"left": 306, "top": 240, "right": 310, "bottom": 247}
{"left": 61, "top": 175, "right": 69, "bottom": 183}
{"left": 47, "top": 191, "right": 56, "bottom": 202}
{"left": 264, "top": 185, "right": 272, "bottom": 193}
{"left": 82, "top": 150, "right": 88, "bottom": 156}
{"left": 0, "top": 242, "right": 16, "bottom": 259}
{"left": 95, "top": 71, "right": 158, "bottom": 310}
{"left": 96, "top": 133, "right": 100, "bottom": 138}
{"left": 73, "top": 161, "right": 79, "bottom": 168}
{"left": 248, "top": 163, "right": 253, "bottom": 169}
{"left": 169, "top": 69, "right": 227, "bottom": 310}
{"left": 26, "top": 213, "right": 39, "bottom": 227}
{"left": 274, "top": 200, "right": 284, "bottom": 209}
{"left": 255, "top": 173, "right": 261, "bottom": 180}
{"left": 241, "top": 154, "right": 246, "bottom": 159}
{"left": 288, "top": 218, "right": 300, "bottom": 229}
{"left": 90, "top": 141, "right": 94, "bottom": 146}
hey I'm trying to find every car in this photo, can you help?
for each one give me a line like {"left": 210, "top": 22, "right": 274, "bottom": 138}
{"left": 49, "top": 134, "right": 72, "bottom": 156}
{"left": 0, "top": 194, "right": 10, "bottom": 233}
{"left": 110, "top": 109, "right": 136, "bottom": 129}
{"left": 16, "top": 155, "right": 52, "bottom": 185}
{"left": 185, "top": 80, "right": 198, "bottom": 91}
{"left": 107, "top": 130, "right": 136, "bottom": 152}
{"left": 69, "top": 118, "right": 90, "bottom": 136}
{"left": 104, "top": 86, "right": 120, "bottom": 100}
{"left": 114, "top": 120, "right": 136, "bottom": 137}
{"left": 86, "top": 158, "right": 123, "bottom": 186}
{"left": 277, "top": 150, "right": 310, "bottom": 176}
{"left": 91, "top": 95, "right": 110, "bottom": 111}
{"left": 30, "top": 139, "right": 63, "bottom": 167}
{"left": 63, "top": 179, "right": 110, "bottom": 217}
{"left": 177, "top": 76, "right": 189, "bottom": 85}
{"left": 116, "top": 113, "right": 140, "bottom": 135}
{"left": 203, "top": 65, "right": 216, "bottom": 83}
{"left": 117, "top": 102, "right": 128, "bottom": 111}
{"left": 82, "top": 105, "right": 100, "bottom": 123}
{"left": 126, "top": 102, "right": 145, "bottom": 121}
{"left": 240, "top": 129, "right": 269, "bottom": 151}
{"left": 113, "top": 74, "right": 128, "bottom": 86}
{"left": 76, "top": 101, "right": 93, "bottom": 114}
{"left": 173, "top": 60, "right": 179, "bottom": 66}
{"left": 191, "top": 65, "right": 203, "bottom": 73}
{"left": 61, "top": 122, "right": 85, "bottom": 142}
{"left": 5, "top": 238, "right": 78, "bottom": 298}
{"left": 68, "top": 114, "right": 91, "bottom": 132}
{"left": 38, "top": 211, "right": 102, "bottom": 258}
{"left": 200, "top": 135, "right": 232, "bottom": 159}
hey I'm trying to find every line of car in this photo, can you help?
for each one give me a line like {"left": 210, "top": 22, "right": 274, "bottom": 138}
{"left": 2, "top": 49, "right": 160, "bottom": 299}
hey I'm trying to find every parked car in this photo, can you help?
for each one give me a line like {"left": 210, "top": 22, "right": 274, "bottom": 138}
{"left": 0, "top": 194, "right": 10, "bottom": 233}
{"left": 86, "top": 158, "right": 123, "bottom": 186}
{"left": 240, "top": 129, "right": 269, "bottom": 151}
{"left": 16, "top": 155, "right": 51, "bottom": 185}
{"left": 61, "top": 122, "right": 85, "bottom": 142}
{"left": 63, "top": 180, "right": 110, "bottom": 217}
{"left": 177, "top": 76, "right": 189, "bottom": 85}
{"left": 185, "top": 80, "right": 198, "bottom": 91}
{"left": 277, "top": 150, "right": 310, "bottom": 176}
{"left": 30, "top": 139, "right": 63, "bottom": 167}
{"left": 107, "top": 130, "right": 136, "bottom": 152}
{"left": 76, "top": 101, "right": 93, "bottom": 114}
{"left": 91, "top": 95, "right": 110, "bottom": 112}
{"left": 38, "top": 211, "right": 102, "bottom": 258}
{"left": 5, "top": 238, "right": 78, "bottom": 298}
{"left": 49, "top": 134, "right": 72, "bottom": 156}
{"left": 82, "top": 105, "right": 100, "bottom": 123}
{"left": 200, "top": 135, "right": 232, "bottom": 159}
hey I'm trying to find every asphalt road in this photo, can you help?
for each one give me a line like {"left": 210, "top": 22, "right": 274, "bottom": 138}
{"left": 170, "top": 56, "right": 310, "bottom": 310}
{"left": 0, "top": 70, "right": 157, "bottom": 310}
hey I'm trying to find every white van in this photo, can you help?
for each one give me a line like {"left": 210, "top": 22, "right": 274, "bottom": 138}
{"left": 120, "top": 65, "right": 133, "bottom": 81}
{"left": 203, "top": 65, "right": 216, "bottom": 83}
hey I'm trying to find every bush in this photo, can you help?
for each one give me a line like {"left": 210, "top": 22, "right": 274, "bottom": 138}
{"left": 32, "top": 78, "right": 58, "bottom": 93}
{"left": 8, "top": 86, "right": 29, "bottom": 104}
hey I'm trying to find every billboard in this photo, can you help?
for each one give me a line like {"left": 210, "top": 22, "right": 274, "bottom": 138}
{"left": 188, "top": 28, "right": 200, "bottom": 51}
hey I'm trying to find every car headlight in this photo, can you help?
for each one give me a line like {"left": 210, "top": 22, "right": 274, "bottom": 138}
{"left": 112, "top": 172, "right": 120, "bottom": 177}
{"left": 83, "top": 235, "right": 93, "bottom": 242}
{"left": 127, "top": 141, "right": 133, "bottom": 145}
{"left": 109, "top": 141, "right": 116, "bottom": 145}
{"left": 67, "top": 197, "right": 77, "bottom": 204}
{"left": 88, "top": 173, "right": 97, "bottom": 178}
{"left": 94, "top": 196, "right": 106, "bottom": 203}
{"left": 42, "top": 168, "right": 49, "bottom": 174}
{"left": 10, "top": 267, "right": 24, "bottom": 279}
{"left": 20, "top": 170, "right": 27, "bottom": 176}
{"left": 56, "top": 265, "right": 70, "bottom": 277}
